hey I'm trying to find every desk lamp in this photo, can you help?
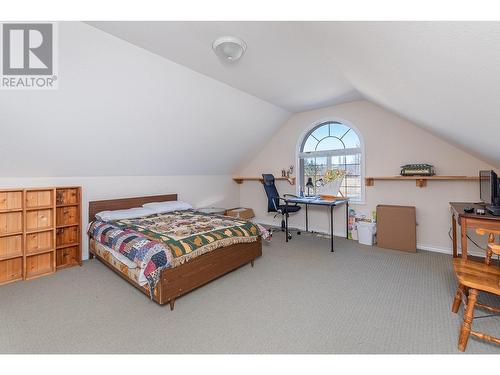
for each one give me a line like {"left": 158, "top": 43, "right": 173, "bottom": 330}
{"left": 306, "top": 177, "right": 314, "bottom": 197}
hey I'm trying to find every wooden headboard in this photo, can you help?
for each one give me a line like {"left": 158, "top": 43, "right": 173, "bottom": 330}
{"left": 88, "top": 194, "right": 178, "bottom": 221}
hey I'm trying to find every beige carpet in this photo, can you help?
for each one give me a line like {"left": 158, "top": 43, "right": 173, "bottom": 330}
{"left": 1, "top": 231, "right": 499, "bottom": 354}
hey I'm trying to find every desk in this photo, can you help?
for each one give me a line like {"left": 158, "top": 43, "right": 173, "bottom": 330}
{"left": 450, "top": 202, "right": 500, "bottom": 259}
{"left": 284, "top": 197, "right": 349, "bottom": 252}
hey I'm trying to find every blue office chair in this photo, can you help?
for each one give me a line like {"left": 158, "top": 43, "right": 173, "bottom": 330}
{"left": 262, "top": 174, "right": 301, "bottom": 240}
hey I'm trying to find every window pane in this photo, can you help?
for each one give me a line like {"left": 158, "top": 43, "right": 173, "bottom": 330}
{"left": 311, "top": 124, "right": 329, "bottom": 141}
{"left": 316, "top": 137, "right": 344, "bottom": 151}
{"left": 302, "top": 157, "right": 329, "bottom": 194}
{"left": 302, "top": 136, "right": 317, "bottom": 152}
{"left": 342, "top": 129, "right": 361, "bottom": 148}
{"left": 314, "top": 157, "right": 328, "bottom": 177}
{"left": 345, "top": 164, "right": 360, "bottom": 176}
{"left": 302, "top": 157, "right": 326, "bottom": 179}
{"left": 331, "top": 155, "right": 346, "bottom": 165}
{"left": 345, "top": 175, "right": 361, "bottom": 185}
{"left": 345, "top": 154, "right": 361, "bottom": 164}
{"left": 346, "top": 187, "right": 361, "bottom": 197}
{"left": 314, "top": 156, "right": 327, "bottom": 166}
{"left": 329, "top": 123, "right": 351, "bottom": 138}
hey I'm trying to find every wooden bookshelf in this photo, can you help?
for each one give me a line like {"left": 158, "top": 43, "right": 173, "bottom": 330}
{"left": 24, "top": 188, "right": 56, "bottom": 280}
{"left": 55, "top": 187, "right": 81, "bottom": 270}
{"left": 365, "top": 176, "right": 480, "bottom": 188}
{"left": 0, "top": 186, "right": 82, "bottom": 285}
{"left": 0, "top": 189, "right": 24, "bottom": 285}
{"left": 233, "top": 176, "right": 296, "bottom": 185}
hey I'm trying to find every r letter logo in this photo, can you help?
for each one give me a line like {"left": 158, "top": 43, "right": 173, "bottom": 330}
{"left": 1, "top": 23, "right": 58, "bottom": 89}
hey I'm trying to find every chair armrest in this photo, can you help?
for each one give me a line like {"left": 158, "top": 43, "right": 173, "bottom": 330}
{"left": 278, "top": 196, "right": 298, "bottom": 206}
{"left": 487, "top": 243, "right": 500, "bottom": 255}
{"left": 283, "top": 194, "right": 299, "bottom": 199}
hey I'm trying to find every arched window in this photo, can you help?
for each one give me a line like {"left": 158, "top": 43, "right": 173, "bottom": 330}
{"left": 298, "top": 121, "right": 363, "bottom": 202}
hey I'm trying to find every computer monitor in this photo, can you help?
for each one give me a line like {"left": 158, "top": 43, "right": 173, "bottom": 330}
{"left": 479, "top": 170, "right": 498, "bottom": 206}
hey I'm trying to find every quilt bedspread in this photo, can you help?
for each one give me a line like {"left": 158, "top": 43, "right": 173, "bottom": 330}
{"left": 88, "top": 221, "right": 172, "bottom": 292}
{"left": 89, "top": 210, "right": 261, "bottom": 292}
{"left": 112, "top": 210, "right": 260, "bottom": 267}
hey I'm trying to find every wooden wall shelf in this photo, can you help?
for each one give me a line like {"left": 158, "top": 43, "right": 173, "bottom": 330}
{"left": 233, "top": 176, "right": 296, "bottom": 185}
{"left": 365, "top": 176, "right": 480, "bottom": 188}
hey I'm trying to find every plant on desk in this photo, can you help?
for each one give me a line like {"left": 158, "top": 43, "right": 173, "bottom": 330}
{"left": 318, "top": 169, "right": 346, "bottom": 199}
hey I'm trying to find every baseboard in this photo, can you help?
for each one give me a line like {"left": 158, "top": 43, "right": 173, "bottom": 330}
{"left": 417, "top": 243, "right": 485, "bottom": 258}
{"left": 416, "top": 243, "right": 453, "bottom": 256}
{"left": 255, "top": 218, "right": 486, "bottom": 257}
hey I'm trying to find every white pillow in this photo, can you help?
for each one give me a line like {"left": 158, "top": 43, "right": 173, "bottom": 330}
{"left": 95, "top": 207, "right": 156, "bottom": 222}
{"left": 142, "top": 201, "right": 193, "bottom": 214}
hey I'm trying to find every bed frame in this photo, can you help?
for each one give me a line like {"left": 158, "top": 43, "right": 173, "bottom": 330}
{"left": 88, "top": 194, "right": 262, "bottom": 310}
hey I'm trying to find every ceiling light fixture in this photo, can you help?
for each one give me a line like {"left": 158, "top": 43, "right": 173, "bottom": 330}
{"left": 212, "top": 36, "right": 247, "bottom": 62}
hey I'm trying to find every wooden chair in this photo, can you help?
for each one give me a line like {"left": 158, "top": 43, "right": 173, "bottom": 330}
{"left": 487, "top": 243, "right": 500, "bottom": 266}
{"left": 475, "top": 228, "right": 500, "bottom": 265}
{"left": 452, "top": 258, "right": 500, "bottom": 351}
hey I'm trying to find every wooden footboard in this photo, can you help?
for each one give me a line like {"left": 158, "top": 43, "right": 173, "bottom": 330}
{"left": 89, "top": 237, "right": 262, "bottom": 309}
{"left": 158, "top": 237, "right": 262, "bottom": 309}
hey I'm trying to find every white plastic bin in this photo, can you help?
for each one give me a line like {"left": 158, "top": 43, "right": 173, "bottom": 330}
{"left": 357, "top": 221, "right": 377, "bottom": 246}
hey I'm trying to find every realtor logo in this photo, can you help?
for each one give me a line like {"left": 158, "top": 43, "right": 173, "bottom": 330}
{"left": 1, "top": 22, "right": 58, "bottom": 89}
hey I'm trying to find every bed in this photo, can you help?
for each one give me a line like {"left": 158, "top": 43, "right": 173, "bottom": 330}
{"left": 88, "top": 194, "right": 262, "bottom": 310}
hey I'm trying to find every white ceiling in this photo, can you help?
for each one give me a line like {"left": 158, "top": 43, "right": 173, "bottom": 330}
{"left": 88, "top": 21, "right": 500, "bottom": 167}
{"left": 87, "top": 21, "right": 361, "bottom": 113}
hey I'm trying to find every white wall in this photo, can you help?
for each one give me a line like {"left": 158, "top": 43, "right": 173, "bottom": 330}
{"left": 237, "top": 100, "right": 496, "bottom": 255}
{"left": 0, "top": 175, "right": 239, "bottom": 260}
{"left": 0, "top": 22, "right": 289, "bottom": 176}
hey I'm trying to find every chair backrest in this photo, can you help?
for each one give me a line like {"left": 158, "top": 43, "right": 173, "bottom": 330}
{"left": 475, "top": 228, "right": 500, "bottom": 265}
{"left": 262, "top": 174, "right": 280, "bottom": 212}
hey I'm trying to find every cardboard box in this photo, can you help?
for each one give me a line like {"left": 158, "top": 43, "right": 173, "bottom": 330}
{"left": 225, "top": 207, "right": 255, "bottom": 220}
{"left": 376, "top": 205, "right": 416, "bottom": 252}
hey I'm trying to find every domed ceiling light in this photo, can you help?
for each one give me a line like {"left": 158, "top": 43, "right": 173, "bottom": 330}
{"left": 212, "top": 36, "right": 247, "bottom": 62}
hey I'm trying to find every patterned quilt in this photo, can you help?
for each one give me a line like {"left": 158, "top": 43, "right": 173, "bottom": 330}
{"left": 113, "top": 210, "right": 260, "bottom": 267}
{"left": 88, "top": 221, "right": 172, "bottom": 292}
{"left": 89, "top": 210, "right": 261, "bottom": 293}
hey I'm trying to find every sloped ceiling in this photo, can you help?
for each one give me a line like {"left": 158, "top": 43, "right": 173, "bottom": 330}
{"left": 86, "top": 21, "right": 361, "bottom": 112}
{"left": 89, "top": 21, "right": 500, "bottom": 168}
{"left": 310, "top": 22, "right": 500, "bottom": 168}
{"left": 0, "top": 22, "right": 289, "bottom": 177}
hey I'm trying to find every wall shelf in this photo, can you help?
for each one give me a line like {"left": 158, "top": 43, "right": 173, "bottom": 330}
{"left": 233, "top": 176, "right": 296, "bottom": 185}
{"left": 365, "top": 175, "right": 480, "bottom": 188}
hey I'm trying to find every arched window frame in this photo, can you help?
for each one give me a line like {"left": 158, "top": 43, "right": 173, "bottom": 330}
{"left": 296, "top": 118, "right": 365, "bottom": 204}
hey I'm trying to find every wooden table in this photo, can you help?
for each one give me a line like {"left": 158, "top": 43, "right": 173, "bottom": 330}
{"left": 450, "top": 202, "right": 500, "bottom": 259}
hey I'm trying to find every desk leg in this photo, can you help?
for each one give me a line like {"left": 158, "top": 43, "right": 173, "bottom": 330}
{"left": 305, "top": 204, "right": 309, "bottom": 232}
{"left": 346, "top": 201, "right": 349, "bottom": 239}
{"left": 284, "top": 201, "right": 289, "bottom": 243}
{"left": 461, "top": 218, "right": 468, "bottom": 259}
{"left": 330, "top": 205, "right": 334, "bottom": 252}
{"left": 452, "top": 213, "right": 457, "bottom": 258}
{"left": 285, "top": 211, "right": 289, "bottom": 243}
